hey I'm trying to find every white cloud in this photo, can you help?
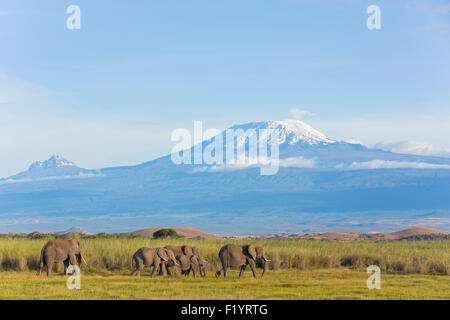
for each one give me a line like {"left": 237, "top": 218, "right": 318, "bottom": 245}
{"left": 191, "top": 156, "right": 315, "bottom": 173}
{"left": 279, "top": 156, "right": 315, "bottom": 168}
{"left": 0, "top": 172, "right": 102, "bottom": 185}
{"left": 289, "top": 108, "right": 316, "bottom": 120}
{"left": 311, "top": 112, "right": 450, "bottom": 157}
{"left": 372, "top": 140, "right": 434, "bottom": 156}
{"left": 338, "top": 160, "right": 450, "bottom": 170}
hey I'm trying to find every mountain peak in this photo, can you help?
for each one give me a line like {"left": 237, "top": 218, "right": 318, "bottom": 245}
{"left": 4, "top": 155, "right": 96, "bottom": 181}
{"left": 229, "top": 120, "right": 335, "bottom": 145}
{"left": 29, "top": 155, "right": 76, "bottom": 170}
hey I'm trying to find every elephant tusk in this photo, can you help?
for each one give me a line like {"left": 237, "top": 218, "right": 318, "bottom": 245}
{"left": 264, "top": 259, "right": 271, "bottom": 262}
{"left": 82, "top": 256, "right": 88, "bottom": 266}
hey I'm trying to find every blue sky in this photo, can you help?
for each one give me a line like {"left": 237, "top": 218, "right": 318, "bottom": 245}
{"left": 0, "top": 0, "right": 449, "bottom": 177}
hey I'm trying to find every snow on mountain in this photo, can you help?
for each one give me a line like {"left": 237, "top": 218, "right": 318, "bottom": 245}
{"left": 29, "top": 155, "right": 76, "bottom": 170}
{"left": 216, "top": 120, "right": 336, "bottom": 158}
{"left": 3, "top": 155, "right": 99, "bottom": 182}
{"left": 227, "top": 120, "right": 335, "bottom": 146}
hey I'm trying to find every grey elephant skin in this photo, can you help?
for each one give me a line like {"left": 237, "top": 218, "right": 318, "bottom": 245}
{"left": 177, "top": 254, "right": 207, "bottom": 278}
{"left": 36, "top": 239, "right": 86, "bottom": 276}
{"left": 215, "top": 244, "right": 270, "bottom": 278}
{"left": 131, "top": 247, "right": 178, "bottom": 277}
{"left": 164, "top": 245, "right": 206, "bottom": 277}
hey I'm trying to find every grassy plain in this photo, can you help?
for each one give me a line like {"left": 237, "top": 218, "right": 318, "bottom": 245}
{"left": 0, "top": 269, "right": 449, "bottom": 300}
{"left": 0, "top": 237, "right": 449, "bottom": 299}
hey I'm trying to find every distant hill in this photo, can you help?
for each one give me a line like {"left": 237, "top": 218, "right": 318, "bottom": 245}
{"left": 133, "top": 227, "right": 219, "bottom": 239}
{"left": 383, "top": 227, "right": 450, "bottom": 240}
{"left": 299, "top": 227, "right": 450, "bottom": 241}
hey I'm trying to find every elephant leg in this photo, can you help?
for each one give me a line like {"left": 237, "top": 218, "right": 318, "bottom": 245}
{"left": 239, "top": 265, "right": 247, "bottom": 278}
{"left": 46, "top": 260, "right": 54, "bottom": 276}
{"left": 63, "top": 259, "right": 70, "bottom": 275}
{"left": 131, "top": 262, "right": 144, "bottom": 277}
{"left": 36, "top": 262, "right": 43, "bottom": 276}
{"left": 160, "top": 263, "right": 168, "bottom": 276}
{"left": 150, "top": 265, "right": 156, "bottom": 277}
{"left": 248, "top": 260, "right": 257, "bottom": 278}
{"left": 216, "top": 266, "right": 227, "bottom": 278}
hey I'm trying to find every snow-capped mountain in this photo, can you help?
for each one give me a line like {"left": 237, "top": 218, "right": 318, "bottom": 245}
{"left": 0, "top": 120, "right": 449, "bottom": 234}
{"left": 226, "top": 120, "right": 336, "bottom": 146}
{"left": 29, "top": 155, "right": 75, "bottom": 170}
{"left": 4, "top": 155, "right": 98, "bottom": 182}
{"left": 191, "top": 120, "right": 450, "bottom": 170}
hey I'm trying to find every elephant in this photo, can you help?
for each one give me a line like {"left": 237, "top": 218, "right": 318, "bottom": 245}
{"left": 215, "top": 244, "right": 270, "bottom": 278}
{"left": 36, "top": 239, "right": 87, "bottom": 276}
{"left": 164, "top": 245, "right": 206, "bottom": 277}
{"left": 131, "top": 247, "right": 178, "bottom": 277}
{"left": 177, "top": 254, "right": 207, "bottom": 278}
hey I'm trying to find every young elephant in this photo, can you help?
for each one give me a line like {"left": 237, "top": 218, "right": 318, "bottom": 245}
{"left": 177, "top": 254, "right": 207, "bottom": 278}
{"left": 164, "top": 245, "right": 206, "bottom": 277}
{"left": 36, "top": 239, "right": 87, "bottom": 276}
{"left": 131, "top": 247, "right": 178, "bottom": 277}
{"left": 215, "top": 244, "right": 270, "bottom": 278}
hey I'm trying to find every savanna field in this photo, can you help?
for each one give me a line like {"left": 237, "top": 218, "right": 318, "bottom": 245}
{"left": 0, "top": 235, "right": 449, "bottom": 299}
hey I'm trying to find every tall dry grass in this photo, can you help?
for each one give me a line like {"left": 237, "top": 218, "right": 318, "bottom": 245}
{"left": 0, "top": 237, "right": 449, "bottom": 275}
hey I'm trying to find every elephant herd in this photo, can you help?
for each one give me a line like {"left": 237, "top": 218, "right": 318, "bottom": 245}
{"left": 36, "top": 240, "right": 271, "bottom": 279}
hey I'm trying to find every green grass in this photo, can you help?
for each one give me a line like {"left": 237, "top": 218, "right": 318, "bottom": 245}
{"left": 0, "top": 269, "right": 449, "bottom": 300}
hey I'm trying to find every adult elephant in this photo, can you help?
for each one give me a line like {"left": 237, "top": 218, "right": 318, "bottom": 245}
{"left": 131, "top": 247, "right": 178, "bottom": 277}
{"left": 164, "top": 245, "right": 206, "bottom": 277}
{"left": 215, "top": 244, "right": 270, "bottom": 278}
{"left": 36, "top": 239, "right": 87, "bottom": 276}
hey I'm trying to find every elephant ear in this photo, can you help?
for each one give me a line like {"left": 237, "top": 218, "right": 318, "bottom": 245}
{"left": 182, "top": 246, "right": 194, "bottom": 256}
{"left": 245, "top": 245, "right": 257, "bottom": 260}
{"left": 190, "top": 255, "right": 199, "bottom": 266}
{"left": 157, "top": 248, "right": 169, "bottom": 262}
{"left": 193, "top": 247, "right": 200, "bottom": 256}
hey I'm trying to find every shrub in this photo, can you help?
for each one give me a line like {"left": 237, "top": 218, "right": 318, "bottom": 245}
{"left": 153, "top": 229, "right": 184, "bottom": 239}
